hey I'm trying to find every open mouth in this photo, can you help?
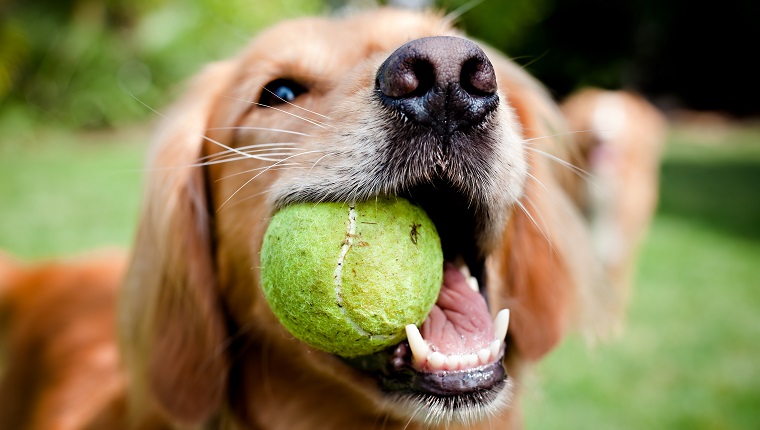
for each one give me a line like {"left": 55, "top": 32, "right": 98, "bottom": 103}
{"left": 343, "top": 181, "right": 510, "bottom": 408}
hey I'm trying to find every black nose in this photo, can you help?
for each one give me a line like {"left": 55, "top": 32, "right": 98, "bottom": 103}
{"left": 376, "top": 36, "right": 499, "bottom": 136}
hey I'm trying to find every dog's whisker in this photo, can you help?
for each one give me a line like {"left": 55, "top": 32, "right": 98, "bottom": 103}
{"left": 124, "top": 89, "right": 167, "bottom": 119}
{"left": 212, "top": 147, "right": 329, "bottom": 181}
{"left": 401, "top": 401, "right": 421, "bottom": 430}
{"left": 525, "top": 146, "right": 594, "bottom": 180}
{"left": 214, "top": 162, "right": 302, "bottom": 182}
{"left": 525, "top": 171, "right": 550, "bottom": 195}
{"left": 205, "top": 126, "right": 312, "bottom": 137}
{"left": 199, "top": 152, "right": 300, "bottom": 166}
{"left": 211, "top": 155, "right": 302, "bottom": 165}
{"left": 202, "top": 149, "right": 296, "bottom": 166}
{"left": 233, "top": 142, "right": 300, "bottom": 150}
{"left": 260, "top": 86, "right": 332, "bottom": 120}
{"left": 201, "top": 147, "right": 299, "bottom": 161}
{"left": 223, "top": 95, "right": 334, "bottom": 129}
{"left": 515, "top": 49, "right": 550, "bottom": 71}
{"left": 218, "top": 187, "right": 277, "bottom": 210}
{"left": 443, "top": 0, "right": 484, "bottom": 25}
{"left": 304, "top": 152, "right": 336, "bottom": 177}
{"left": 200, "top": 134, "right": 315, "bottom": 172}
{"left": 523, "top": 129, "right": 598, "bottom": 145}
{"left": 141, "top": 157, "right": 296, "bottom": 172}
{"left": 198, "top": 143, "right": 300, "bottom": 163}
{"left": 217, "top": 150, "right": 327, "bottom": 211}
{"left": 526, "top": 147, "right": 611, "bottom": 202}
{"left": 516, "top": 199, "right": 552, "bottom": 247}
{"left": 526, "top": 169, "right": 607, "bottom": 230}
{"left": 200, "top": 134, "right": 275, "bottom": 164}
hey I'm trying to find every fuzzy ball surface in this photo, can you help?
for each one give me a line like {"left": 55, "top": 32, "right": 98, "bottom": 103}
{"left": 260, "top": 197, "right": 443, "bottom": 358}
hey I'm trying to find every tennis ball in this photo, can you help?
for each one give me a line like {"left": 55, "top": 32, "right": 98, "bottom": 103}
{"left": 260, "top": 197, "right": 442, "bottom": 358}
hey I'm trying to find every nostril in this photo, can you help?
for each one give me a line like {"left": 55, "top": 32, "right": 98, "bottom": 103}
{"left": 378, "top": 59, "right": 435, "bottom": 99}
{"left": 411, "top": 60, "right": 436, "bottom": 97}
{"left": 461, "top": 57, "right": 497, "bottom": 96}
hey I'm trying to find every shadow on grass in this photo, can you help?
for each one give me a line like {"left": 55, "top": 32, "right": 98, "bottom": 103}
{"left": 658, "top": 160, "right": 760, "bottom": 240}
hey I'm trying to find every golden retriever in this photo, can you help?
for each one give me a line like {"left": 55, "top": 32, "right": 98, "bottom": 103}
{"left": 0, "top": 7, "right": 666, "bottom": 430}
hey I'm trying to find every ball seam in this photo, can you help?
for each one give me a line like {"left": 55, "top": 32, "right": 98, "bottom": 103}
{"left": 333, "top": 203, "right": 393, "bottom": 341}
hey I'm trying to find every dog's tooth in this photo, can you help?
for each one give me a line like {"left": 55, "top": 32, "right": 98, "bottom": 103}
{"left": 466, "top": 276, "right": 479, "bottom": 292}
{"left": 464, "top": 353, "right": 479, "bottom": 368}
{"left": 477, "top": 348, "right": 491, "bottom": 364}
{"left": 494, "top": 309, "right": 510, "bottom": 342}
{"left": 489, "top": 339, "right": 501, "bottom": 359}
{"left": 428, "top": 351, "right": 446, "bottom": 369}
{"left": 455, "top": 256, "right": 471, "bottom": 278}
{"left": 405, "top": 324, "right": 430, "bottom": 365}
{"left": 453, "top": 257, "right": 479, "bottom": 291}
{"left": 445, "top": 354, "right": 462, "bottom": 370}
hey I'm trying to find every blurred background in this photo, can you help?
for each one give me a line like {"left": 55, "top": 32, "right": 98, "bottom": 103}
{"left": 1, "top": 0, "right": 758, "bottom": 429}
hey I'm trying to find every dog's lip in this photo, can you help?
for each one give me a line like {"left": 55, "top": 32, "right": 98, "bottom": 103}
{"left": 404, "top": 262, "right": 510, "bottom": 372}
{"left": 342, "top": 329, "right": 508, "bottom": 398}
{"left": 392, "top": 347, "right": 507, "bottom": 396}
{"left": 342, "top": 257, "right": 509, "bottom": 398}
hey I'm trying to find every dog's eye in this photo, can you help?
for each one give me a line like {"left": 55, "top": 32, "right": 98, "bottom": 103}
{"left": 259, "top": 79, "right": 308, "bottom": 106}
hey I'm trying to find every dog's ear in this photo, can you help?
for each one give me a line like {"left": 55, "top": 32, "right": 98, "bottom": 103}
{"left": 499, "top": 153, "right": 603, "bottom": 361}
{"left": 499, "top": 148, "right": 613, "bottom": 361}
{"left": 491, "top": 73, "right": 613, "bottom": 361}
{"left": 120, "top": 61, "right": 236, "bottom": 425}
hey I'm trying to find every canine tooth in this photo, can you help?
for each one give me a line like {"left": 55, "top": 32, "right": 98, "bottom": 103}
{"left": 405, "top": 324, "right": 430, "bottom": 364}
{"left": 494, "top": 309, "right": 510, "bottom": 342}
{"left": 445, "top": 354, "right": 462, "bottom": 370}
{"left": 428, "top": 351, "right": 446, "bottom": 369}
{"left": 477, "top": 348, "right": 491, "bottom": 364}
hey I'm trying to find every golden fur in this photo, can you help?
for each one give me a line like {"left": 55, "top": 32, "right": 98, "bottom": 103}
{"left": 0, "top": 8, "right": 665, "bottom": 430}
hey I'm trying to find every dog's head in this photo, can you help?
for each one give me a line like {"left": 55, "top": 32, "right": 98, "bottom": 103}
{"left": 121, "top": 8, "right": 604, "bottom": 428}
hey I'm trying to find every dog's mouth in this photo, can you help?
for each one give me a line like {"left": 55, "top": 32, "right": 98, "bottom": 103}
{"left": 343, "top": 181, "right": 510, "bottom": 414}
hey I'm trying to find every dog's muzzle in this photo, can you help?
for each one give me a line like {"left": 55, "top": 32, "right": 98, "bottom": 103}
{"left": 341, "top": 36, "right": 511, "bottom": 420}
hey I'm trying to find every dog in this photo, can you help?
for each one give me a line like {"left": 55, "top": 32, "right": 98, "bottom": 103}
{"left": 0, "top": 7, "right": 666, "bottom": 429}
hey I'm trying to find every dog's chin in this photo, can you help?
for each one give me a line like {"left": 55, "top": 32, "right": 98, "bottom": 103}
{"left": 342, "top": 340, "right": 512, "bottom": 426}
{"left": 339, "top": 256, "right": 512, "bottom": 425}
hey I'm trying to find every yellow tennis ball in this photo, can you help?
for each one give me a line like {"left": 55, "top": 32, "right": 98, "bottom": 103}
{"left": 260, "top": 197, "right": 442, "bottom": 357}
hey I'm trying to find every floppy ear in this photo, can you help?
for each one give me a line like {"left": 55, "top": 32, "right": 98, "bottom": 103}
{"left": 120, "top": 61, "right": 237, "bottom": 425}
{"left": 490, "top": 70, "right": 614, "bottom": 361}
{"left": 500, "top": 152, "right": 607, "bottom": 361}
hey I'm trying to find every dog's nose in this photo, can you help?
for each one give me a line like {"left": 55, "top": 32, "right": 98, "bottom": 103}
{"left": 376, "top": 36, "right": 499, "bottom": 136}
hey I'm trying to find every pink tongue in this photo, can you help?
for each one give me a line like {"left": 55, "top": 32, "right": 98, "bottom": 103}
{"left": 420, "top": 263, "right": 494, "bottom": 356}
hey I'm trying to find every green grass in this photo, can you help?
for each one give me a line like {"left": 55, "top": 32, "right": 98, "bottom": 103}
{"left": 0, "top": 126, "right": 148, "bottom": 258}
{"left": 524, "top": 124, "right": 760, "bottom": 430}
{"left": 0, "top": 121, "right": 759, "bottom": 428}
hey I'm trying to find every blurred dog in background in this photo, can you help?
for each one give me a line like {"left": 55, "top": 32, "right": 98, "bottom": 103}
{"left": 0, "top": 7, "right": 665, "bottom": 430}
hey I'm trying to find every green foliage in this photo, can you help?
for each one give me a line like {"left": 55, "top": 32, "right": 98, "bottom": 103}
{"left": 0, "top": 19, "right": 29, "bottom": 100}
{"left": 440, "top": 0, "right": 554, "bottom": 55}
{"left": 0, "top": 0, "right": 323, "bottom": 129}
